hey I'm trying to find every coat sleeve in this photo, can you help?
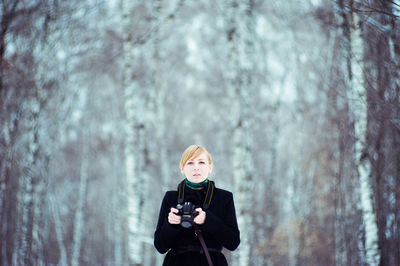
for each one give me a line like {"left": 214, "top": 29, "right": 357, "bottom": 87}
{"left": 154, "top": 192, "right": 180, "bottom": 254}
{"left": 200, "top": 192, "right": 240, "bottom": 251}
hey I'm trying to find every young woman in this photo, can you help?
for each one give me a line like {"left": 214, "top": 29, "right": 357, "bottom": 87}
{"left": 154, "top": 145, "right": 240, "bottom": 266}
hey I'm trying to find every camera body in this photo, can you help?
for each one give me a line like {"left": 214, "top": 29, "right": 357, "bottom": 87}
{"left": 176, "top": 202, "right": 199, "bottom": 228}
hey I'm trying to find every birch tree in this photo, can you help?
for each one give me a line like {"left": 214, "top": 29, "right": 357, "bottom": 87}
{"left": 328, "top": 1, "right": 367, "bottom": 265}
{"left": 0, "top": 1, "right": 44, "bottom": 263}
{"left": 122, "top": 0, "right": 148, "bottom": 263}
{"left": 223, "top": 0, "right": 257, "bottom": 265}
{"left": 0, "top": 74, "right": 21, "bottom": 265}
{"left": 343, "top": 2, "right": 381, "bottom": 265}
{"left": 359, "top": 1, "right": 399, "bottom": 264}
{"left": 12, "top": 86, "right": 40, "bottom": 265}
{"left": 48, "top": 192, "right": 68, "bottom": 266}
{"left": 71, "top": 111, "right": 89, "bottom": 266}
{"left": 390, "top": 3, "right": 400, "bottom": 265}
{"left": 109, "top": 86, "right": 126, "bottom": 265}
{"left": 9, "top": 8, "right": 53, "bottom": 263}
{"left": 139, "top": 1, "right": 164, "bottom": 264}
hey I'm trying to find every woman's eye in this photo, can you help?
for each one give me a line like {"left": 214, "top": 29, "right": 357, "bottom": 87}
{"left": 187, "top": 162, "right": 193, "bottom": 165}
{"left": 199, "top": 161, "right": 205, "bottom": 164}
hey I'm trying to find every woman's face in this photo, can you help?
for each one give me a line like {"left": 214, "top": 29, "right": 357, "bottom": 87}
{"left": 181, "top": 152, "right": 213, "bottom": 183}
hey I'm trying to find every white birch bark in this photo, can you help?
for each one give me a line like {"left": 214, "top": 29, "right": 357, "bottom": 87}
{"left": 30, "top": 44, "right": 52, "bottom": 266}
{"left": 0, "top": 152, "right": 10, "bottom": 264}
{"left": 31, "top": 126, "right": 45, "bottom": 264}
{"left": 142, "top": 2, "right": 162, "bottom": 264}
{"left": 109, "top": 84, "right": 130, "bottom": 266}
{"left": 71, "top": 130, "right": 89, "bottom": 266}
{"left": 224, "top": 3, "right": 241, "bottom": 264}
{"left": 48, "top": 193, "right": 68, "bottom": 266}
{"left": 330, "top": 2, "right": 366, "bottom": 265}
{"left": 225, "top": 0, "right": 256, "bottom": 265}
{"left": 0, "top": 124, "right": 10, "bottom": 234}
{"left": 110, "top": 107, "right": 124, "bottom": 265}
{"left": 347, "top": 11, "right": 380, "bottom": 266}
{"left": 151, "top": 0, "right": 170, "bottom": 191}
{"left": 111, "top": 162, "right": 124, "bottom": 265}
{"left": 122, "top": 0, "right": 143, "bottom": 263}
{"left": 0, "top": 97, "right": 17, "bottom": 264}
{"left": 70, "top": 85, "right": 90, "bottom": 266}
{"left": 12, "top": 93, "right": 40, "bottom": 265}
{"left": 135, "top": 122, "right": 150, "bottom": 265}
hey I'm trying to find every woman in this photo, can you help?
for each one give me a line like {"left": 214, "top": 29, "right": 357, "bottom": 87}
{"left": 154, "top": 145, "right": 240, "bottom": 266}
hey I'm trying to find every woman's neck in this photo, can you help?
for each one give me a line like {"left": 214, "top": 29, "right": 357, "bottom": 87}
{"left": 185, "top": 178, "right": 209, "bottom": 190}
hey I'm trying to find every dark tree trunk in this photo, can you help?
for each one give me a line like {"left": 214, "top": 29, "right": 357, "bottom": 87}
{"left": 362, "top": 0, "right": 398, "bottom": 265}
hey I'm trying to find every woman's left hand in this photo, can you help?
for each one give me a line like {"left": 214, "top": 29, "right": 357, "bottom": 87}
{"left": 194, "top": 208, "right": 206, "bottom": 224}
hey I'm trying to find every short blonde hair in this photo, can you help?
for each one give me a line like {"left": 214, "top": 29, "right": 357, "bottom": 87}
{"left": 180, "top": 145, "right": 212, "bottom": 169}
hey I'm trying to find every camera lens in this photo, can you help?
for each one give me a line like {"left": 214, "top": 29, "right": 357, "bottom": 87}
{"left": 181, "top": 220, "right": 192, "bottom": 228}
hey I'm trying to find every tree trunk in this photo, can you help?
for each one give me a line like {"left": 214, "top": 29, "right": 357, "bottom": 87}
{"left": 122, "top": 0, "right": 145, "bottom": 263}
{"left": 48, "top": 192, "right": 69, "bottom": 265}
{"left": 361, "top": 0, "right": 396, "bottom": 264}
{"left": 389, "top": 3, "right": 400, "bottom": 265}
{"left": 12, "top": 91, "right": 41, "bottom": 265}
{"left": 71, "top": 128, "right": 89, "bottom": 266}
{"left": 331, "top": 1, "right": 365, "bottom": 265}
{"left": 225, "top": 0, "right": 256, "bottom": 265}
{"left": 346, "top": 3, "right": 382, "bottom": 265}
{"left": 142, "top": 2, "right": 163, "bottom": 264}
{"left": 111, "top": 147, "right": 124, "bottom": 265}
{"left": 0, "top": 97, "right": 20, "bottom": 265}
{"left": 109, "top": 94, "right": 125, "bottom": 265}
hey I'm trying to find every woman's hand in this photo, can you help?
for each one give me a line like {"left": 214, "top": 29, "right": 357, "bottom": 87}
{"left": 194, "top": 208, "right": 206, "bottom": 225}
{"left": 168, "top": 207, "right": 182, "bottom": 224}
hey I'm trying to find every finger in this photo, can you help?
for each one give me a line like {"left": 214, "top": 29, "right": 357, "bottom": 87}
{"left": 168, "top": 211, "right": 181, "bottom": 221}
{"left": 168, "top": 215, "right": 180, "bottom": 224}
{"left": 169, "top": 213, "right": 180, "bottom": 220}
{"left": 169, "top": 218, "right": 178, "bottom": 224}
{"left": 169, "top": 212, "right": 178, "bottom": 219}
{"left": 170, "top": 207, "right": 178, "bottom": 214}
{"left": 194, "top": 215, "right": 205, "bottom": 225}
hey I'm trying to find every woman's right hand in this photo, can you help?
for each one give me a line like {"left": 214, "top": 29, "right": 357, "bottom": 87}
{"left": 168, "top": 207, "right": 181, "bottom": 225}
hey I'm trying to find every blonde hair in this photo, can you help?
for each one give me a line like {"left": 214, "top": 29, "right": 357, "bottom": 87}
{"left": 180, "top": 145, "right": 212, "bottom": 169}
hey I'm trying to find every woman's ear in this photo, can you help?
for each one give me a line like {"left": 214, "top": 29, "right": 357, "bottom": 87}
{"left": 209, "top": 163, "right": 213, "bottom": 174}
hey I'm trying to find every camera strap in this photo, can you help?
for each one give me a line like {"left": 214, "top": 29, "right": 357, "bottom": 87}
{"left": 177, "top": 180, "right": 215, "bottom": 210}
{"left": 195, "top": 227, "right": 214, "bottom": 266}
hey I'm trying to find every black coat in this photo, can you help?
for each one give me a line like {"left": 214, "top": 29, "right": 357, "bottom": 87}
{"left": 154, "top": 181, "right": 240, "bottom": 266}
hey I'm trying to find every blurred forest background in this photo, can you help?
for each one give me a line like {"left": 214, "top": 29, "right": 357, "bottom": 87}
{"left": 1, "top": 0, "right": 399, "bottom": 265}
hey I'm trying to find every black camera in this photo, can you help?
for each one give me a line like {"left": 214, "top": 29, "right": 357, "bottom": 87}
{"left": 176, "top": 202, "right": 199, "bottom": 228}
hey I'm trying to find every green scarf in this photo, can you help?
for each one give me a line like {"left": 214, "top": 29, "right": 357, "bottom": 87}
{"left": 185, "top": 178, "right": 209, "bottom": 190}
